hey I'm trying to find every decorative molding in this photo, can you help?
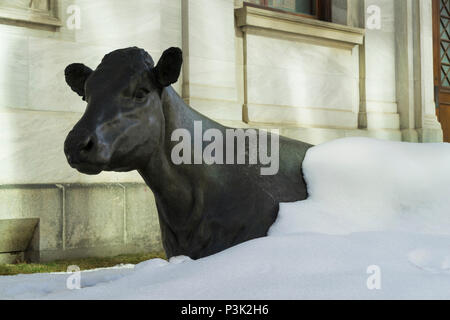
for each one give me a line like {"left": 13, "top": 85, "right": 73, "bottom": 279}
{"left": 235, "top": 6, "right": 364, "bottom": 49}
{"left": 0, "top": 1, "right": 61, "bottom": 27}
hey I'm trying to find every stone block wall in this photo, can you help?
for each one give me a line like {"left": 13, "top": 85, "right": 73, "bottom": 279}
{"left": 0, "top": 184, "right": 163, "bottom": 262}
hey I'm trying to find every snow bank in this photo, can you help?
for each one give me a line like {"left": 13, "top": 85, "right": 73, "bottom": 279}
{"left": 1, "top": 138, "right": 450, "bottom": 299}
{"left": 0, "top": 232, "right": 449, "bottom": 300}
{"left": 270, "top": 138, "right": 450, "bottom": 236}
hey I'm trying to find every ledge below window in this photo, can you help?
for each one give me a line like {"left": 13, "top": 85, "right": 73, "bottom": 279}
{"left": 235, "top": 6, "right": 364, "bottom": 49}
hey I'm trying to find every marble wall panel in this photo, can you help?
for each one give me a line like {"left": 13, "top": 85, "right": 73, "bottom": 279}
{"left": 245, "top": 32, "right": 359, "bottom": 129}
{"left": 0, "top": 33, "right": 29, "bottom": 109}
{"left": 0, "top": 109, "right": 143, "bottom": 184}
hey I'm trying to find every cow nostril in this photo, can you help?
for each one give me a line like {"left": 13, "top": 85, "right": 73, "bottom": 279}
{"left": 80, "top": 136, "right": 95, "bottom": 153}
{"left": 85, "top": 139, "right": 94, "bottom": 151}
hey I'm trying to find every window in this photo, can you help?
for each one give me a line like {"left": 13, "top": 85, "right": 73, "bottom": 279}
{"left": 0, "top": 0, "right": 61, "bottom": 27}
{"left": 244, "top": 0, "right": 331, "bottom": 21}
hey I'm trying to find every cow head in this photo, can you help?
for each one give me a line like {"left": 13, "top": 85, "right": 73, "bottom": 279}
{"left": 63, "top": 47, "right": 182, "bottom": 175}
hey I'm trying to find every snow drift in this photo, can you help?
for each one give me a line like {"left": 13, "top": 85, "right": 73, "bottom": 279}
{"left": 1, "top": 138, "right": 449, "bottom": 300}
{"left": 271, "top": 137, "right": 450, "bottom": 236}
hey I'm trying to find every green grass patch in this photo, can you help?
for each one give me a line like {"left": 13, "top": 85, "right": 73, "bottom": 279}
{"left": 0, "top": 252, "right": 166, "bottom": 276}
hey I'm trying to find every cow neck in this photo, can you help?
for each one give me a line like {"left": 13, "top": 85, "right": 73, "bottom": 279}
{"left": 137, "top": 86, "right": 213, "bottom": 219}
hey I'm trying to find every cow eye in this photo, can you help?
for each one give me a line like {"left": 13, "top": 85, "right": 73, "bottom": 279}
{"left": 135, "top": 88, "right": 150, "bottom": 100}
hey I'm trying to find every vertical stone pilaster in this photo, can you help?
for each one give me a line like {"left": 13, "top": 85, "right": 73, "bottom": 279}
{"left": 358, "top": 0, "right": 401, "bottom": 137}
{"left": 351, "top": 0, "right": 368, "bottom": 130}
{"left": 412, "top": 0, "right": 443, "bottom": 142}
{"left": 395, "top": 0, "right": 419, "bottom": 142}
{"left": 181, "top": 0, "right": 243, "bottom": 124}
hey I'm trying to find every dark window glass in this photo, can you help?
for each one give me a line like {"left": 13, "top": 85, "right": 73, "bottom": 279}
{"left": 268, "top": 0, "right": 316, "bottom": 15}
{"left": 245, "top": 0, "right": 317, "bottom": 16}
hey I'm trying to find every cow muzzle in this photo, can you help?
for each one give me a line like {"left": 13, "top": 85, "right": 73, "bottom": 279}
{"left": 64, "top": 127, "right": 108, "bottom": 175}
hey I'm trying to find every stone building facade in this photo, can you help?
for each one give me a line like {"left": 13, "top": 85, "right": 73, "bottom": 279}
{"left": 0, "top": 0, "right": 443, "bottom": 262}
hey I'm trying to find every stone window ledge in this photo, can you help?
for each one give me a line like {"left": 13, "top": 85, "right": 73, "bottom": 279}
{"left": 235, "top": 6, "right": 364, "bottom": 49}
{"left": 0, "top": 5, "right": 61, "bottom": 27}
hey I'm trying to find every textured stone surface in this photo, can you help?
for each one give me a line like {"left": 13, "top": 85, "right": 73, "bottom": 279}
{"left": 125, "top": 184, "right": 163, "bottom": 252}
{"left": 0, "top": 184, "right": 163, "bottom": 262}
{"left": 182, "top": 0, "right": 239, "bottom": 108}
{"left": 243, "top": 18, "right": 361, "bottom": 129}
{"left": 0, "top": 218, "right": 38, "bottom": 252}
{"left": 0, "top": 110, "right": 144, "bottom": 184}
{"left": 0, "top": 186, "right": 62, "bottom": 251}
{"left": 65, "top": 184, "right": 125, "bottom": 249}
{"left": 0, "top": 0, "right": 182, "bottom": 185}
{"left": 0, "top": 252, "right": 24, "bottom": 264}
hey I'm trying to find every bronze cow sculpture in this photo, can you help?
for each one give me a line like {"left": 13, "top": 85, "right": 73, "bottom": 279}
{"left": 64, "top": 47, "right": 311, "bottom": 259}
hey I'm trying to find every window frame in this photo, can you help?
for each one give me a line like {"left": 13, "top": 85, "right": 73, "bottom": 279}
{"left": 0, "top": 0, "right": 61, "bottom": 28}
{"left": 243, "top": 0, "right": 332, "bottom": 22}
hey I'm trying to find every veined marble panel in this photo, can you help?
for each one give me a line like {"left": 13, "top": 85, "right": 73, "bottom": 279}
{"left": 73, "top": 0, "right": 161, "bottom": 51}
{"left": 280, "top": 126, "right": 401, "bottom": 145}
{"left": 160, "top": 0, "right": 182, "bottom": 49}
{"left": 365, "top": 101, "right": 398, "bottom": 113}
{"left": 0, "top": 109, "right": 143, "bottom": 185}
{"left": 0, "top": 33, "right": 28, "bottom": 109}
{"left": 186, "top": 0, "right": 236, "bottom": 62}
{"left": 365, "top": 112, "right": 400, "bottom": 130}
{"left": 245, "top": 32, "right": 360, "bottom": 118}
{"left": 247, "top": 104, "right": 358, "bottom": 128}
{"left": 28, "top": 36, "right": 161, "bottom": 113}
{"left": 187, "top": 56, "right": 238, "bottom": 90}
{"left": 245, "top": 125, "right": 402, "bottom": 145}
{"left": 181, "top": 0, "right": 239, "bottom": 110}
{"left": 366, "top": 0, "right": 396, "bottom": 32}
{"left": 344, "top": 128, "right": 402, "bottom": 141}
{"left": 160, "top": 0, "right": 182, "bottom": 94}
{"left": 365, "top": 77, "right": 397, "bottom": 106}
{"left": 246, "top": 33, "right": 359, "bottom": 78}
{"left": 365, "top": 31, "right": 396, "bottom": 79}
{"left": 364, "top": 0, "right": 397, "bottom": 104}
{"left": 28, "top": 37, "right": 112, "bottom": 112}
{"left": 247, "top": 64, "right": 359, "bottom": 112}
{"left": 188, "top": 98, "right": 242, "bottom": 122}
{"left": 187, "top": 84, "right": 238, "bottom": 104}
{"left": 280, "top": 126, "right": 346, "bottom": 145}
{"left": 0, "top": 0, "right": 162, "bottom": 49}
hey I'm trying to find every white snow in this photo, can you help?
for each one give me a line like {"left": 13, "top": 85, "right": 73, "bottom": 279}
{"left": 1, "top": 137, "right": 450, "bottom": 300}
{"left": 271, "top": 137, "right": 450, "bottom": 236}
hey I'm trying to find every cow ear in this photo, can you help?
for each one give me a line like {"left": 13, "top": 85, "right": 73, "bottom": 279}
{"left": 64, "top": 63, "right": 93, "bottom": 100}
{"left": 154, "top": 47, "right": 183, "bottom": 87}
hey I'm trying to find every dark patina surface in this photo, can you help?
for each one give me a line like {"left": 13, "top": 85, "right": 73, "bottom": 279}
{"left": 64, "top": 47, "right": 312, "bottom": 259}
